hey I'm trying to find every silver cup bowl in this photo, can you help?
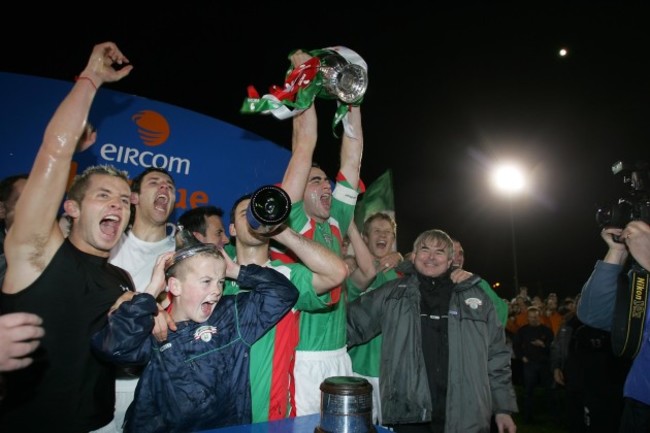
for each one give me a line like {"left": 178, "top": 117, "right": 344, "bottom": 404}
{"left": 319, "top": 54, "right": 368, "bottom": 104}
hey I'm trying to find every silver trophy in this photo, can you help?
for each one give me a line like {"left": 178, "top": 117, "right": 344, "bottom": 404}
{"left": 316, "top": 48, "right": 368, "bottom": 104}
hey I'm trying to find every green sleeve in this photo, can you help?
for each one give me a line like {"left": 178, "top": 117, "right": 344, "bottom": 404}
{"left": 270, "top": 261, "right": 329, "bottom": 312}
{"left": 479, "top": 279, "right": 508, "bottom": 326}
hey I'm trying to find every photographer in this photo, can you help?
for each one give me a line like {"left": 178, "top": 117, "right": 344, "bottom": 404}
{"left": 577, "top": 221, "right": 650, "bottom": 432}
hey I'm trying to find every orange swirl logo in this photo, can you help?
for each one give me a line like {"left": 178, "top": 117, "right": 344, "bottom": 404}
{"left": 132, "top": 110, "right": 170, "bottom": 147}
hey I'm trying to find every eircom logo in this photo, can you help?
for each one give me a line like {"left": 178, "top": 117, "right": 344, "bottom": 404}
{"left": 99, "top": 110, "right": 191, "bottom": 176}
{"left": 132, "top": 110, "right": 170, "bottom": 147}
{"left": 65, "top": 108, "right": 206, "bottom": 209}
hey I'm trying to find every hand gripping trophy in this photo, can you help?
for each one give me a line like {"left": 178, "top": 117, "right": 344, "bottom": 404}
{"left": 240, "top": 46, "right": 368, "bottom": 136}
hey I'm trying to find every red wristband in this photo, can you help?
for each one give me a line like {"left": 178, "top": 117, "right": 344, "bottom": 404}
{"left": 74, "top": 75, "right": 97, "bottom": 90}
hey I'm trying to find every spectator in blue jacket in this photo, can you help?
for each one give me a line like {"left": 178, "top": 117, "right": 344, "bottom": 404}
{"left": 578, "top": 221, "right": 650, "bottom": 433}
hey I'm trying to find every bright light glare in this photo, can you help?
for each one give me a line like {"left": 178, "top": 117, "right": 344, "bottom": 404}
{"left": 559, "top": 48, "right": 568, "bottom": 57}
{"left": 492, "top": 164, "right": 526, "bottom": 195}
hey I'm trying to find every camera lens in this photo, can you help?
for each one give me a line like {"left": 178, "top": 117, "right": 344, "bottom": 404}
{"left": 596, "top": 201, "right": 633, "bottom": 228}
{"left": 596, "top": 205, "right": 612, "bottom": 227}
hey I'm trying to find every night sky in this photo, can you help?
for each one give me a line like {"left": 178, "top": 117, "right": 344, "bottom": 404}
{"left": 2, "top": 4, "right": 648, "bottom": 300}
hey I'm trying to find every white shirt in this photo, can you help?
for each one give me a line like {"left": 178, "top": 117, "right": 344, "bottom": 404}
{"left": 109, "top": 225, "right": 176, "bottom": 292}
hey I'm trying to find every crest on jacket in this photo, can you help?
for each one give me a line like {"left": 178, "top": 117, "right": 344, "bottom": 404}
{"left": 465, "top": 297, "right": 483, "bottom": 309}
{"left": 194, "top": 325, "right": 218, "bottom": 342}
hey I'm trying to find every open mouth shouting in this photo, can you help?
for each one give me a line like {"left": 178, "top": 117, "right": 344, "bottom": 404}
{"left": 199, "top": 296, "right": 221, "bottom": 319}
{"left": 320, "top": 192, "right": 332, "bottom": 210}
{"left": 154, "top": 194, "right": 170, "bottom": 214}
{"left": 375, "top": 239, "right": 388, "bottom": 252}
{"left": 100, "top": 214, "right": 123, "bottom": 240}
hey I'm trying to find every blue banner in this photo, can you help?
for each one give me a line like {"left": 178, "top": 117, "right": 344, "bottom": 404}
{"left": 0, "top": 72, "right": 290, "bottom": 226}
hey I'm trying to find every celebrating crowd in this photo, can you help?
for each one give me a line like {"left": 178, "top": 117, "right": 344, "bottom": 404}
{"left": 2, "top": 40, "right": 645, "bottom": 433}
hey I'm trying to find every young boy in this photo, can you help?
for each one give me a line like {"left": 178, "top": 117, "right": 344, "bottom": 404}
{"left": 92, "top": 235, "right": 299, "bottom": 433}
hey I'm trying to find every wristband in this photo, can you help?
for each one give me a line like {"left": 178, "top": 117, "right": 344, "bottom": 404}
{"left": 74, "top": 75, "right": 97, "bottom": 90}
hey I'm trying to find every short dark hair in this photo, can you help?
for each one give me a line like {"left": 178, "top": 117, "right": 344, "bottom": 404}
{"left": 309, "top": 162, "right": 332, "bottom": 181}
{"left": 130, "top": 167, "right": 175, "bottom": 193}
{"left": 229, "top": 194, "right": 252, "bottom": 223}
{"left": 178, "top": 206, "right": 224, "bottom": 236}
{"left": 0, "top": 174, "right": 28, "bottom": 202}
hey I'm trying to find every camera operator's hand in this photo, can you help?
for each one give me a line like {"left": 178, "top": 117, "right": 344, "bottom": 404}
{"left": 623, "top": 221, "right": 650, "bottom": 270}
{"left": 601, "top": 227, "right": 625, "bottom": 248}
{"left": 600, "top": 227, "right": 628, "bottom": 266}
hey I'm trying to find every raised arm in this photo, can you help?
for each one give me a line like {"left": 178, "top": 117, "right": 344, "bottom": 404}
{"left": 4, "top": 42, "right": 132, "bottom": 293}
{"left": 576, "top": 226, "right": 629, "bottom": 330}
{"left": 281, "top": 50, "right": 318, "bottom": 203}
{"left": 273, "top": 226, "right": 347, "bottom": 294}
{"left": 338, "top": 105, "right": 363, "bottom": 190}
{"left": 346, "top": 221, "right": 377, "bottom": 291}
{"left": 601, "top": 226, "right": 629, "bottom": 265}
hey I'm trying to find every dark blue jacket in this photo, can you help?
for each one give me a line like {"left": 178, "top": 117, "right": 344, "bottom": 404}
{"left": 92, "top": 264, "right": 298, "bottom": 433}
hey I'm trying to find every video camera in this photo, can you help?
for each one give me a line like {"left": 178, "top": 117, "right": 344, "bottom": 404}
{"left": 595, "top": 160, "right": 650, "bottom": 229}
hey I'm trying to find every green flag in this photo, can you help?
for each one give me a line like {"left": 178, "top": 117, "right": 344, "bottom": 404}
{"left": 354, "top": 169, "right": 395, "bottom": 230}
